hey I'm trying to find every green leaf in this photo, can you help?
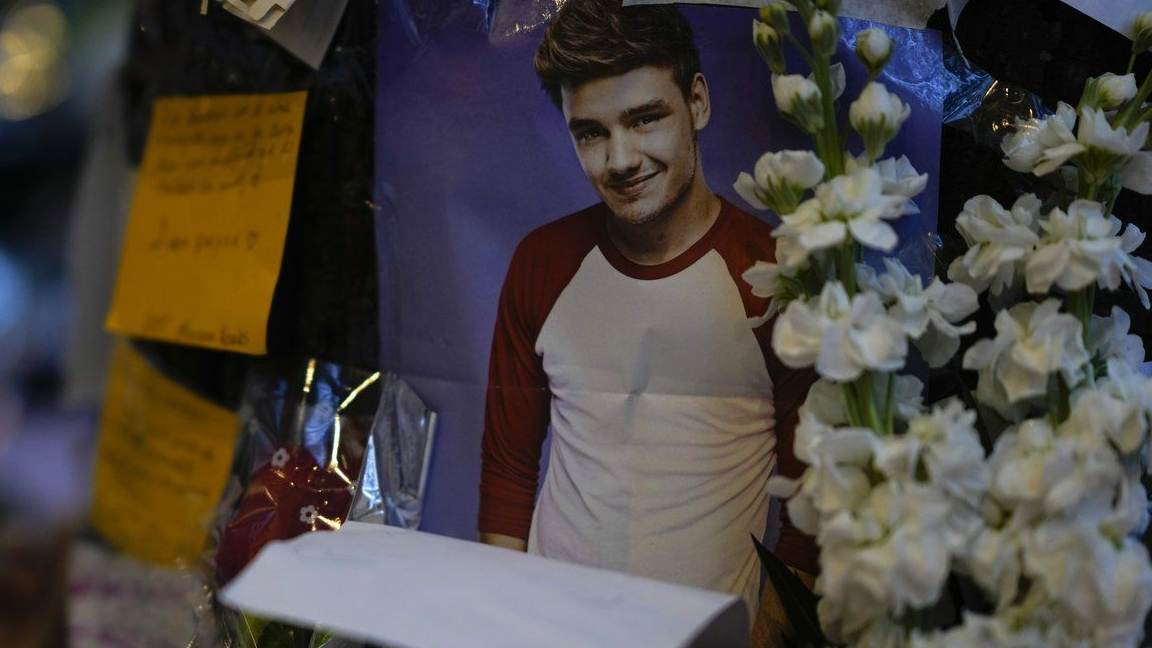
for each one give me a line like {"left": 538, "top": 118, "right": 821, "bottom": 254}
{"left": 237, "top": 613, "right": 270, "bottom": 648}
{"left": 751, "top": 534, "right": 829, "bottom": 647}
{"left": 309, "top": 630, "right": 335, "bottom": 648}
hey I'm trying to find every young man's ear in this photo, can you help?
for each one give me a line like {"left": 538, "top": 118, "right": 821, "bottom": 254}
{"left": 689, "top": 72, "right": 711, "bottom": 131}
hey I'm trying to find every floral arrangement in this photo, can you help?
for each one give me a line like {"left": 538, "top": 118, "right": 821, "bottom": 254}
{"left": 738, "top": 1, "right": 1152, "bottom": 646}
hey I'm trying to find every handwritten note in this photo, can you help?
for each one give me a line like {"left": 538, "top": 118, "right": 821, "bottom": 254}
{"left": 68, "top": 541, "right": 198, "bottom": 648}
{"left": 90, "top": 341, "right": 240, "bottom": 566}
{"left": 105, "top": 91, "right": 307, "bottom": 354}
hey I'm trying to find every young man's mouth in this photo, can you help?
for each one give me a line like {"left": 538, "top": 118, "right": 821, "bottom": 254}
{"left": 608, "top": 171, "right": 658, "bottom": 197}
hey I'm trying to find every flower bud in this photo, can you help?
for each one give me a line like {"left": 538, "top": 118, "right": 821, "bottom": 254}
{"left": 855, "top": 27, "right": 892, "bottom": 76}
{"left": 849, "top": 81, "right": 910, "bottom": 160}
{"left": 807, "top": 10, "right": 839, "bottom": 59}
{"left": 1134, "top": 11, "right": 1152, "bottom": 53}
{"left": 758, "top": 2, "right": 789, "bottom": 33}
{"left": 772, "top": 73, "right": 825, "bottom": 134}
{"left": 754, "top": 20, "right": 787, "bottom": 75}
{"left": 1083, "top": 72, "right": 1137, "bottom": 110}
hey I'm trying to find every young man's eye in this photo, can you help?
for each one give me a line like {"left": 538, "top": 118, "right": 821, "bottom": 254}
{"left": 576, "top": 129, "right": 605, "bottom": 143}
{"left": 636, "top": 113, "right": 665, "bottom": 126}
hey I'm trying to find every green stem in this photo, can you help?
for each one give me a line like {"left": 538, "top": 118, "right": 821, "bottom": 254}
{"left": 843, "top": 383, "right": 865, "bottom": 427}
{"left": 882, "top": 371, "right": 895, "bottom": 435}
{"left": 1128, "top": 51, "right": 1138, "bottom": 75}
{"left": 1103, "top": 183, "right": 1120, "bottom": 218}
{"left": 862, "top": 375, "right": 881, "bottom": 433}
{"left": 839, "top": 242, "right": 857, "bottom": 294}
{"left": 1078, "top": 165, "right": 1101, "bottom": 203}
{"left": 848, "top": 374, "right": 882, "bottom": 434}
{"left": 1047, "top": 373, "right": 1071, "bottom": 426}
{"left": 810, "top": 57, "right": 844, "bottom": 177}
{"left": 1057, "top": 168, "right": 1070, "bottom": 209}
{"left": 1066, "top": 285, "right": 1094, "bottom": 348}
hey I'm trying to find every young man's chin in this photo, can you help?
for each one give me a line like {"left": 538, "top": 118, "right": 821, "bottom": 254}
{"left": 604, "top": 200, "right": 666, "bottom": 227}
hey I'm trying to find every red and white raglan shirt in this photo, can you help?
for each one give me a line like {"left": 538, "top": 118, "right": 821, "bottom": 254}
{"left": 479, "top": 197, "right": 817, "bottom": 612}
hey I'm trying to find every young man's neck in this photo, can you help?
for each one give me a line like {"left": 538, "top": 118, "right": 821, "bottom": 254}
{"left": 607, "top": 179, "right": 721, "bottom": 266}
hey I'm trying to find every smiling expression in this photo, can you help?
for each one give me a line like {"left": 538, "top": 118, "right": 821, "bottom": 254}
{"left": 562, "top": 66, "right": 710, "bottom": 227}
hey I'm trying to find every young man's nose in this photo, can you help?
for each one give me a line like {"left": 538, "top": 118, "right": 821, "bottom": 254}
{"left": 605, "top": 132, "right": 642, "bottom": 176}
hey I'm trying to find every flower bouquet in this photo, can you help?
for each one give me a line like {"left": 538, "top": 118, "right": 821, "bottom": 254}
{"left": 740, "top": 2, "right": 1152, "bottom": 646}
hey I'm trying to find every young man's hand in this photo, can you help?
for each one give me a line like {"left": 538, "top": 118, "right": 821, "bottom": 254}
{"left": 479, "top": 532, "right": 528, "bottom": 552}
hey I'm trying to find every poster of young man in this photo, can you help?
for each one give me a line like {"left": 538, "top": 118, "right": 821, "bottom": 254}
{"left": 376, "top": 0, "right": 943, "bottom": 620}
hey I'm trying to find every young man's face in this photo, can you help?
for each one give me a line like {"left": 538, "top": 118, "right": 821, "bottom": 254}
{"left": 561, "top": 66, "right": 710, "bottom": 226}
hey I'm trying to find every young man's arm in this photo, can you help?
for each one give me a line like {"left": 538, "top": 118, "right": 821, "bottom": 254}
{"left": 477, "top": 242, "right": 552, "bottom": 550}
{"left": 479, "top": 532, "right": 528, "bottom": 551}
{"left": 770, "top": 362, "right": 819, "bottom": 575}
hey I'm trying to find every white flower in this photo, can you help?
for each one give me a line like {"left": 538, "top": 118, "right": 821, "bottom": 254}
{"left": 1069, "top": 359, "right": 1152, "bottom": 457}
{"left": 849, "top": 82, "right": 911, "bottom": 159}
{"left": 1075, "top": 106, "right": 1152, "bottom": 194}
{"left": 1025, "top": 199, "right": 1121, "bottom": 294}
{"left": 855, "top": 27, "right": 892, "bottom": 74}
{"left": 947, "top": 194, "right": 1041, "bottom": 295}
{"left": 1025, "top": 520, "right": 1152, "bottom": 645}
{"left": 773, "top": 230, "right": 810, "bottom": 272}
{"left": 1112, "top": 220, "right": 1152, "bottom": 308}
{"left": 988, "top": 419, "right": 1059, "bottom": 511}
{"left": 1117, "top": 149, "right": 1152, "bottom": 194}
{"left": 1001, "top": 102, "right": 1084, "bottom": 176}
{"left": 299, "top": 504, "right": 319, "bottom": 524}
{"left": 1077, "top": 107, "right": 1149, "bottom": 158}
{"left": 823, "top": 62, "right": 847, "bottom": 101}
{"left": 962, "top": 522, "right": 1026, "bottom": 609}
{"left": 771, "top": 73, "right": 824, "bottom": 133}
{"left": 876, "top": 400, "right": 989, "bottom": 551}
{"left": 270, "top": 447, "right": 291, "bottom": 468}
{"left": 741, "top": 260, "right": 788, "bottom": 320}
{"left": 1043, "top": 420, "right": 1123, "bottom": 517}
{"left": 1090, "top": 73, "right": 1137, "bottom": 109}
{"left": 757, "top": 150, "right": 825, "bottom": 189}
{"left": 816, "top": 482, "right": 952, "bottom": 643}
{"left": 776, "top": 167, "right": 906, "bottom": 256}
{"left": 767, "top": 425, "right": 879, "bottom": 535}
{"left": 962, "top": 300, "right": 1090, "bottom": 419}
{"left": 868, "top": 258, "right": 978, "bottom": 367}
{"left": 1027, "top": 200, "right": 1152, "bottom": 305}
{"left": 773, "top": 281, "right": 908, "bottom": 380}
{"left": 873, "top": 155, "right": 928, "bottom": 215}
{"left": 877, "top": 401, "right": 988, "bottom": 497}
{"left": 734, "top": 149, "right": 825, "bottom": 213}
{"left": 1088, "top": 307, "right": 1145, "bottom": 370}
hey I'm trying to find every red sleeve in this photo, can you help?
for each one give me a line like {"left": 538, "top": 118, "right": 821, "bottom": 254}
{"left": 718, "top": 200, "right": 820, "bottom": 575}
{"left": 762, "top": 328, "right": 820, "bottom": 575}
{"left": 478, "top": 209, "right": 602, "bottom": 540}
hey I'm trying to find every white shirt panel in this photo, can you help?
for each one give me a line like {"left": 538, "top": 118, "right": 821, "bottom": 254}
{"left": 527, "top": 247, "right": 776, "bottom": 611}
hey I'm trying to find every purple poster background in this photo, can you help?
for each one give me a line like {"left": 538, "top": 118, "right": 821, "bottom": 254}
{"left": 376, "top": 2, "right": 944, "bottom": 540}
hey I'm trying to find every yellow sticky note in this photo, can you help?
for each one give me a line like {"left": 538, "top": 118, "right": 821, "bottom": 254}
{"left": 106, "top": 91, "right": 307, "bottom": 354}
{"left": 90, "top": 341, "right": 240, "bottom": 567}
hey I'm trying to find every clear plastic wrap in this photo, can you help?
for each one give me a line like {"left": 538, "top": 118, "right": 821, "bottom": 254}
{"left": 191, "top": 359, "right": 437, "bottom": 647}
{"left": 211, "top": 359, "right": 382, "bottom": 589}
{"left": 349, "top": 373, "right": 438, "bottom": 529}
{"left": 195, "top": 359, "right": 379, "bottom": 648}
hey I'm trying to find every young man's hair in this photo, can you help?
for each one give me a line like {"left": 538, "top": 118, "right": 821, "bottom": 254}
{"left": 533, "top": 0, "right": 701, "bottom": 109}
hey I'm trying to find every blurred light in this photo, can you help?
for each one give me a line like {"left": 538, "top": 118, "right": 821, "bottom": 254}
{"left": 0, "top": 0, "right": 68, "bottom": 121}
